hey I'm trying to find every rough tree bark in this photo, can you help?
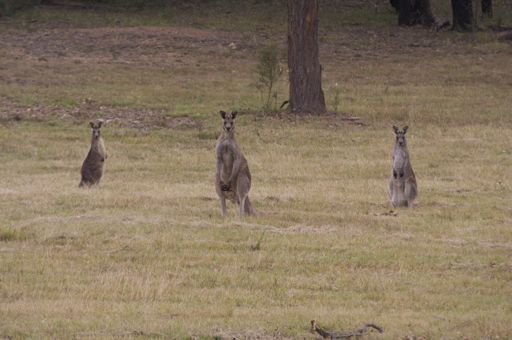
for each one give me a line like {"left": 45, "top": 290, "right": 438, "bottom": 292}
{"left": 287, "top": 0, "right": 326, "bottom": 114}
{"left": 481, "top": 0, "right": 492, "bottom": 17}
{"left": 390, "top": 0, "right": 400, "bottom": 12}
{"left": 398, "top": 0, "right": 415, "bottom": 25}
{"left": 452, "top": 0, "right": 474, "bottom": 31}
{"left": 395, "top": 0, "right": 449, "bottom": 30}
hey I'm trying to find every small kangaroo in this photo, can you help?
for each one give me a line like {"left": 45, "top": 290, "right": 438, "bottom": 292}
{"left": 389, "top": 125, "right": 417, "bottom": 207}
{"left": 79, "top": 120, "right": 107, "bottom": 188}
{"left": 215, "top": 110, "right": 255, "bottom": 217}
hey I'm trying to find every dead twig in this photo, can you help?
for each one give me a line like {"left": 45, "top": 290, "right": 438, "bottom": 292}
{"left": 311, "top": 320, "right": 383, "bottom": 339}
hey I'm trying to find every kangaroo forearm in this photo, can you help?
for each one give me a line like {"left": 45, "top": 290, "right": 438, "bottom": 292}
{"left": 229, "top": 159, "right": 241, "bottom": 183}
{"left": 215, "top": 164, "right": 222, "bottom": 181}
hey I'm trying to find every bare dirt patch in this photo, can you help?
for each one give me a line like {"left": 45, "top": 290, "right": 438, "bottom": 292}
{"left": 0, "top": 97, "right": 201, "bottom": 129}
{"left": 0, "top": 23, "right": 264, "bottom": 127}
{"left": 0, "top": 25, "right": 255, "bottom": 66}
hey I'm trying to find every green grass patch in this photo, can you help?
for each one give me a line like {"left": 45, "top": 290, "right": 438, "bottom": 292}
{"left": 0, "top": 227, "right": 28, "bottom": 241}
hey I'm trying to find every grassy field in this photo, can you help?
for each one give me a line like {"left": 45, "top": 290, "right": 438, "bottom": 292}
{"left": 1, "top": 2, "right": 512, "bottom": 339}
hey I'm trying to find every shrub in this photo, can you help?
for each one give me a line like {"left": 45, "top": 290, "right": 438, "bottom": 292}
{"left": 256, "top": 43, "right": 283, "bottom": 112}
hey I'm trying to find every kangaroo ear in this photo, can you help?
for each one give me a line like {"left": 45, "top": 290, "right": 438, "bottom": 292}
{"left": 89, "top": 121, "right": 95, "bottom": 128}
{"left": 231, "top": 111, "right": 238, "bottom": 119}
{"left": 403, "top": 125, "right": 409, "bottom": 134}
{"left": 392, "top": 125, "right": 399, "bottom": 134}
{"left": 219, "top": 110, "right": 226, "bottom": 119}
{"left": 97, "top": 120, "right": 103, "bottom": 128}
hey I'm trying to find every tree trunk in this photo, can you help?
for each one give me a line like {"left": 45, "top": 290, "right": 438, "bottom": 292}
{"left": 481, "top": 0, "right": 492, "bottom": 17}
{"left": 398, "top": 0, "right": 414, "bottom": 25}
{"left": 417, "top": 0, "right": 439, "bottom": 27}
{"left": 390, "top": 0, "right": 400, "bottom": 12}
{"left": 452, "top": 0, "right": 474, "bottom": 31}
{"left": 396, "top": 0, "right": 448, "bottom": 29}
{"left": 287, "top": 0, "right": 326, "bottom": 114}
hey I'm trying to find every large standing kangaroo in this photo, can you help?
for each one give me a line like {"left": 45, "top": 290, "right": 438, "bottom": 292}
{"left": 79, "top": 120, "right": 107, "bottom": 187}
{"left": 215, "top": 111, "right": 255, "bottom": 217}
{"left": 389, "top": 125, "right": 417, "bottom": 207}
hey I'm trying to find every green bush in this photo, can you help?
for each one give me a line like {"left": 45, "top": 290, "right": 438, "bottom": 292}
{"left": 256, "top": 43, "right": 283, "bottom": 112}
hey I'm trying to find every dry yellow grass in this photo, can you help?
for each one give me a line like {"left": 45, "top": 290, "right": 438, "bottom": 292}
{"left": 1, "top": 3, "right": 512, "bottom": 339}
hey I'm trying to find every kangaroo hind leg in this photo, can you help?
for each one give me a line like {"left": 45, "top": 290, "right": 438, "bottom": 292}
{"left": 244, "top": 196, "right": 255, "bottom": 216}
{"left": 236, "top": 175, "right": 251, "bottom": 217}
{"left": 405, "top": 181, "right": 417, "bottom": 208}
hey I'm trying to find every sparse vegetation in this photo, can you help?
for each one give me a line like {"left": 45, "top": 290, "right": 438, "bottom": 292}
{"left": 250, "top": 231, "right": 265, "bottom": 251}
{"left": 0, "top": 1, "right": 511, "bottom": 339}
{"left": 0, "top": 227, "right": 27, "bottom": 242}
{"left": 256, "top": 43, "right": 283, "bottom": 112}
{"left": 331, "top": 82, "right": 341, "bottom": 112}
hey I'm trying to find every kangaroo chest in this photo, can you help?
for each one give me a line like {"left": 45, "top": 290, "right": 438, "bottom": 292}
{"left": 96, "top": 138, "right": 106, "bottom": 157}
{"left": 217, "top": 140, "right": 236, "bottom": 159}
{"left": 218, "top": 141, "right": 235, "bottom": 174}
{"left": 88, "top": 138, "right": 106, "bottom": 163}
{"left": 220, "top": 146, "right": 234, "bottom": 165}
{"left": 393, "top": 148, "right": 408, "bottom": 171}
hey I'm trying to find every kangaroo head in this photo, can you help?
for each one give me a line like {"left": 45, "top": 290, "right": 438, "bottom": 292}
{"left": 219, "top": 110, "right": 237, "bottom": 133}
{"left": 89, "top": 120, "right": 103, "bottom": 139}
{"left": 393, "top": 125, "right": 408, "bottom": 147}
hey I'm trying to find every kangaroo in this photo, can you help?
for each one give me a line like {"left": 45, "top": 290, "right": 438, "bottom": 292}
{"left": 79, "top": 120, "right": 107, "bottom": 188}
{"left": 389, "top": 125, "right": 417, "bottom": 207}
{"left": 215, "top": 111, "right": 255, "bottom": 217}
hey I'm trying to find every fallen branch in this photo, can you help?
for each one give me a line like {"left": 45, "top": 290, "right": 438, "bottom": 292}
{"left": 311, "top": 320, "right": 383, "bottom": 339}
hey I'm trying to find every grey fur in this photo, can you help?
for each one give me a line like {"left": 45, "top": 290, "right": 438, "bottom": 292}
{"left": 215, "top": 111, "right": 255, "bottom": 217}
{"left": 79, "top": 120, "right": 107, "bottom": 188}
{"left": 389, "top": 125, "right": 417, "bottom": 207}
